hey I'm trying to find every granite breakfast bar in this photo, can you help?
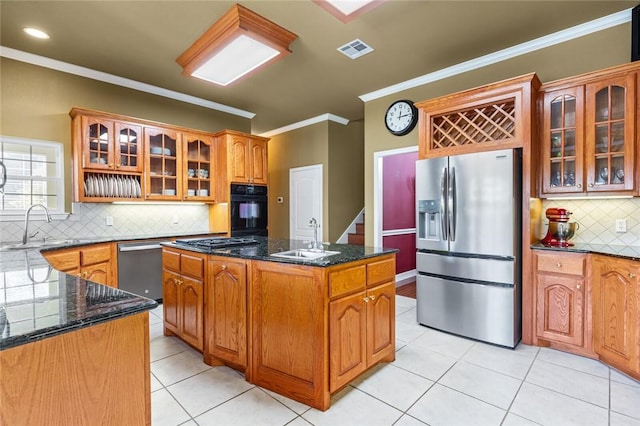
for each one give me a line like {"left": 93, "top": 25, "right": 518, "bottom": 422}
{"left": 0, "top": 248, "right": 157, "bottom": 425}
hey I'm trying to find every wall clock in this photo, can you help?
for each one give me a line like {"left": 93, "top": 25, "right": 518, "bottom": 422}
{"left": 384, "top": 100, "right": 418, "bottom": 136}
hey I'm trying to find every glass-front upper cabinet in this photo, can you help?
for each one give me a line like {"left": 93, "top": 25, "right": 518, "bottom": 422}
{"left": 541, "top": 87, "right": 584, "bottom": 194}
{"left": 585, "top": 74, "right": 635, "bottom": 192}
{"left": 81, "top": 117, "right": 142, "bottom": 173}
{"left": 540, "top": 70, "right": 637, "bottom": 197}
{"left": 183, "top": 133, "right": 214, "bottom": 201}
{"left": 144, "top": 127, "right": 181, "bottom": 200}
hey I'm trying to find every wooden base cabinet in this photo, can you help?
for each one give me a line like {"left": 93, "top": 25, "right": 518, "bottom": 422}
{"left": 204, "top": 257, "right": 248, "bottom": 369}
{"left": 592, "top": 255, "right": 640, "bottom": 378}
{"left": 162, "top": 247, "right": 205, "bottom": 351}
{"left": 42, "top": 243, "right": 117, "bottom": 287}
{"left": 533, "top": 251, "right": 592, "bottom": 356}
{"left": 250, "top": 255, "right": 396, "bottom": 411}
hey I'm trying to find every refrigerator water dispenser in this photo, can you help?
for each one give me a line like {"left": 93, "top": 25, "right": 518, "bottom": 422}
{"left": 418, "top": 199, "right": 441, "bottom": 240}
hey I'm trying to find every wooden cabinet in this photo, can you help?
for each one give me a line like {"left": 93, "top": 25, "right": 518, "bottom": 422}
{"left": 144, "top": 127, "right": 181, "bottom": 200}
{"left": 42, "top": 243, "right": 117, "bottom": 287}
{"left": 183, "top": 132, "right": 215, "bottom": 201}
{"left": 328, "top": 257, "right": 396, "bottom": 392}
{"left": 533, "top": 251, "right": 592, "bottom": 355}
{"left": 162, "top": 247, "right": 205, "bottom": 351}
{"left": 204, "top": 257, "right": 247, "bottom": 368}
{"left": 415, "top": 73, "right": 539, "bottom": 159}
{"left": 250, "top": 254, "right": 395, "bottom": 411}
{"left": 592, "top": 255, "right": 640, "bottom": 378}
{"left": 539, "top": 63, "right": 639, "bottom": 196}
{"left": 217, "top": 130, "right": 269, "bottom": 184}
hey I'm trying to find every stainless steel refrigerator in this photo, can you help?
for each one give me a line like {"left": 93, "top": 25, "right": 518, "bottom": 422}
{"left": 415, "top": 148, "right": 522, "bottom": 348}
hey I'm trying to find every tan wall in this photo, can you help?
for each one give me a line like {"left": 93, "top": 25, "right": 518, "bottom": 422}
{"left": 363, "top": 24, "right": 632, "bottom": 245}
{"left": 328, "top": 119, "right": 364, "bottom": 242}
{"left": 0, "top": 58, "right": 250, "bottom": 211}
{"left": 267, "top": 122, "right": 329, "bottom": 239}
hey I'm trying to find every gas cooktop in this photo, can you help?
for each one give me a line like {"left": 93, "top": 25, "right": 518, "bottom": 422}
{"left": 174, "top": 237, "right": 259, "bottom": 250}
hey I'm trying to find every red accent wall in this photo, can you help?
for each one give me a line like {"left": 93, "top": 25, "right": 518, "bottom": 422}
{"left": 383, "top": 234, "right": 416, "bottom": 274}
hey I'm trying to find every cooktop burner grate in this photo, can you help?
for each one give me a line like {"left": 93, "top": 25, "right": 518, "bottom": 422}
{"left": 174, "top": 237, "right": 259, "bottom": 249}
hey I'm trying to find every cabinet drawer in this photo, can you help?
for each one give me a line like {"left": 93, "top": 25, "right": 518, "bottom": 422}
{"left": 43, "top": 249, "right": 80, "bottom": 272}
{"left": 80, "top": 244, "right": 112, "bottom": 266}
{"left": 367, "top": 257, "right": 395, "bottom": 287}
{"left": 536, "top": 252, "right": 585, "bottom": 276}
{"left": 181, "top": 253, "right": 205, "bottom": 279}
{"left": 329, "top": 265, "right": 366, "bottom": 298}
{"left": 162, "top": 249, "right": 181, "bottom": 272}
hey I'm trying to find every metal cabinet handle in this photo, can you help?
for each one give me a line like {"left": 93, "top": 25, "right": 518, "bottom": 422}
{"left": 576, "top": 284, "right": 581, "bottom": 290}
{"left": 221, "top": 265, "right": 228, "bottom": 270}
{"left": 556, "top": 263, "right": 562, "bottom": 268}
{"left": 588, "top": 183, "right": 594, "bottom": 187}
{"left": 577, "top": 184, "right": 582, "bottom": 189}
{"left": 363, "top": 296, "right": 369, "bottom": 303}
{"left": 630, "top": 273, "right": 636, "bottom": 279}
{"left": 369, "top": 295, "right": 376, "bottom": 301}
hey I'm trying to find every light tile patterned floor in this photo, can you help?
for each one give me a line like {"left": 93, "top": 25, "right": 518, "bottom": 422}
{"left": 148, "top": 297, "right": 640, "bottom": 426}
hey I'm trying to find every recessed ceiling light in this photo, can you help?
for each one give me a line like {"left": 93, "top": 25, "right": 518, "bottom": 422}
{"left": 23, "top": 27, "right": 50, "bottom": 39}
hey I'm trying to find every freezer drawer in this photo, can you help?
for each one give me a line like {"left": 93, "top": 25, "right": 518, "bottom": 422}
{"left": 416, "top": 274, "right": 520, "bottom": 348}
{"left": 417, "top": 251, "right": 515, "bottom": 285}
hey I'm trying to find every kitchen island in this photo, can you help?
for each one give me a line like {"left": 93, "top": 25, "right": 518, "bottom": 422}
{"left": 0, "top": 248, "right": 157, "bottom": 425}
{"left": 161, "top": 236, "right": 398, "bottom": 411}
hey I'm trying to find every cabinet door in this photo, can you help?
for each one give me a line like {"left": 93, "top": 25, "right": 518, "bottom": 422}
{"left": 228, "top": 135, "right": 250, "bottom": 184}
{"left": 249, "top": 139, "right": 268, "bottom": 185}
{"left": 585, "top": 74, "right": 635, "bottom": 192}
{"left": 82, "top": 116, "right": 115, "bottom": 170}
{"left": 183, "top": 133, "right": 215, "bottom": 200}
{"left": 115, "top": 122, "right": 143, "bottom": 172}
{"left": 540, "top": 87, "right": 585, "bottom": 194}
{"left": 81, "top": 261, "right": 111, "bottom": 287}
{"left": 145, "top": 127, "right": 181, "bottom": 200}
{"left": 592, "top": 256, "right": 639, "bottom": 374}
{"left": 162, "top": 270, "right": 181, "bottom": 335}
{"left": 180, "top": 276, "right": 204, "bottom": 351}
{"left": 206, "top": 259, "right": 247, "bottom": 366}
{"left": 329, "top": 291, "right": 367, "bottom": 393}
{"left": 366, "top": 281, "right": 396, "bottom": 365}
{"left": 535, "top": 273, "right": 585, "bottom": 347}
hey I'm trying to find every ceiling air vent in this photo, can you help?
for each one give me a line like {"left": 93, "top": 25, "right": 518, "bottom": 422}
{"left": 337, "top": 39, "right": 374, "bottom": 59}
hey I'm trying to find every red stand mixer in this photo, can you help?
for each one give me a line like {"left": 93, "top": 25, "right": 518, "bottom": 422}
{"left": 541, "top": 208, "right": 579, "bottom": 247}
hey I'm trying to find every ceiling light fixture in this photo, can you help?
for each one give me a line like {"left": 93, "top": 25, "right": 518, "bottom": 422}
{"left": 176, "top": 4, "right": 297, "bottom": 87}
{"left": 313, "top": 0, "right": 383, "bottom": 23}
{"left": 23, "top": 27, "right": 50, "bottom": 39}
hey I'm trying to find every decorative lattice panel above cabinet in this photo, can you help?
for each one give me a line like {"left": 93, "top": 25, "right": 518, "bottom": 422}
{"left": 431, "top": 101, "right": 516, "bottom": 149}
{"left": 416, "top": 73, "right": 539, "bottom": 159}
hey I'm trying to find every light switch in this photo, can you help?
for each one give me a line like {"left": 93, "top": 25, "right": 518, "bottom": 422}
{"left": 615, "top": 219, "right": 627, "bottom": 233}
{"left": 105, "top": 216, "right": 113, "bottom": 226}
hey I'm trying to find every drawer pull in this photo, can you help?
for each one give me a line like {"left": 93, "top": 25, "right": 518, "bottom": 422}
{"left": 630, "top": 273, "right": 636, "bottom": 279}
{"left": 363, "top": 296, "right": 369, "bottom": 303}
{"left": 556, "top": 263, "right": 562, "bottom": 268}
{"left": 369, "top": 295, "right": 376, "bottom": 301}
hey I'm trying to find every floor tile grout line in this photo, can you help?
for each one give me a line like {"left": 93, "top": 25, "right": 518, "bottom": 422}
{"left": 499, "top": 345, "right": 540, "bottom": 425}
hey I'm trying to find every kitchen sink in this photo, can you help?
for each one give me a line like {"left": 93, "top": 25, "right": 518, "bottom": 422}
{"left": 270, "top": 249, "right": 340, "bottom": 260}
{"left": 0, "top": 239, "right": 82, "bottom": 251}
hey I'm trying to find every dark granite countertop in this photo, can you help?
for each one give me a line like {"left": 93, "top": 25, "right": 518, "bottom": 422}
{"left": 531, "top": 242, "right": 640, "bottom": 261}
{"left": 163, "top": 236, "right": 399, "bottom": 267}
{"left": 0, "top": 235, "right": 195, "bottom": 350}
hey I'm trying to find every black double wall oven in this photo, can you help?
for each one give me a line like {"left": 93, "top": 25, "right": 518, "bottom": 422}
{"left": 230, "top": 184, "right": 268, "bottom": 237}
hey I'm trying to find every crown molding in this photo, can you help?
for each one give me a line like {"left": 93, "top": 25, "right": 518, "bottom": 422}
{"left": 0, "top": 46, "right": 255, "bottom": 119}
{"left": 360, "top": 8, "right": 632, "bottom": 102}
{"left": 258, "top": 113, "right": 349, "bottom": 137}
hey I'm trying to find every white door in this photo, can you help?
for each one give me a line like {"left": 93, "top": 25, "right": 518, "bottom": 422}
{"left": 290, "top": 164, "right": 323, "bottom": 242}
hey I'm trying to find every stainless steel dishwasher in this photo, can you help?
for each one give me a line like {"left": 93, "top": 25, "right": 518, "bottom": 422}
{"left": 117, "top": 240, "right": 167, "bottom": 301}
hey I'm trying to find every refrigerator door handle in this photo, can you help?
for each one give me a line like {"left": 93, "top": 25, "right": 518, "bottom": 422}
{"left": 440, "top": 167, "right": 448, "bottom": 241}
{"left": 449, "top": 166, "right": 456, "bottom": 241}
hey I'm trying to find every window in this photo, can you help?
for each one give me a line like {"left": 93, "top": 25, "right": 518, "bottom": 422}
{"left": 0, "top": 136, "right": 65, "bottom": 217}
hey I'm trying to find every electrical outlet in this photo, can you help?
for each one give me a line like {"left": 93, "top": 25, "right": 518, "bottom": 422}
{"left": 615, "top": 219, "right": 627, "bottom": 233}
{"left": 105, "top": 216, "right": 113, "bottom": 226}
{"left": 172, "top": 215, "right": 179, "bottom": 224}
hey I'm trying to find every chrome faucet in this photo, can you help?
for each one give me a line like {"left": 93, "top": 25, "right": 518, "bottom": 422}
{"left": 309, "top": 217, "right": 322, "bottom": 251}
{"left": 22, "top": 203, "right": 52, "bottom": 244}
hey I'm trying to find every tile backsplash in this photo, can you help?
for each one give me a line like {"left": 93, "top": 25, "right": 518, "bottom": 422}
{"left": 1, "top": 203, "right": 211, "bottom": 243}
{"left": 540, "top": 198, "right": 640, "bottom": 246}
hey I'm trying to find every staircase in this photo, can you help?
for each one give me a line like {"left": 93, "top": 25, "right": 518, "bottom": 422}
{"left": 348, "top": 221, "right": 364, "bottom": 245}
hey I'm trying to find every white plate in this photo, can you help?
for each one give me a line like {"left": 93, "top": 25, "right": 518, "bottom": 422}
{"left": 124, "top": 177, "right": 130, "bottom": 197}
{"left": 135, "top": 179, "right": 141, "bottom": 197}
{"left": 88, "top": 176, "right": 94, "bottom": 196}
